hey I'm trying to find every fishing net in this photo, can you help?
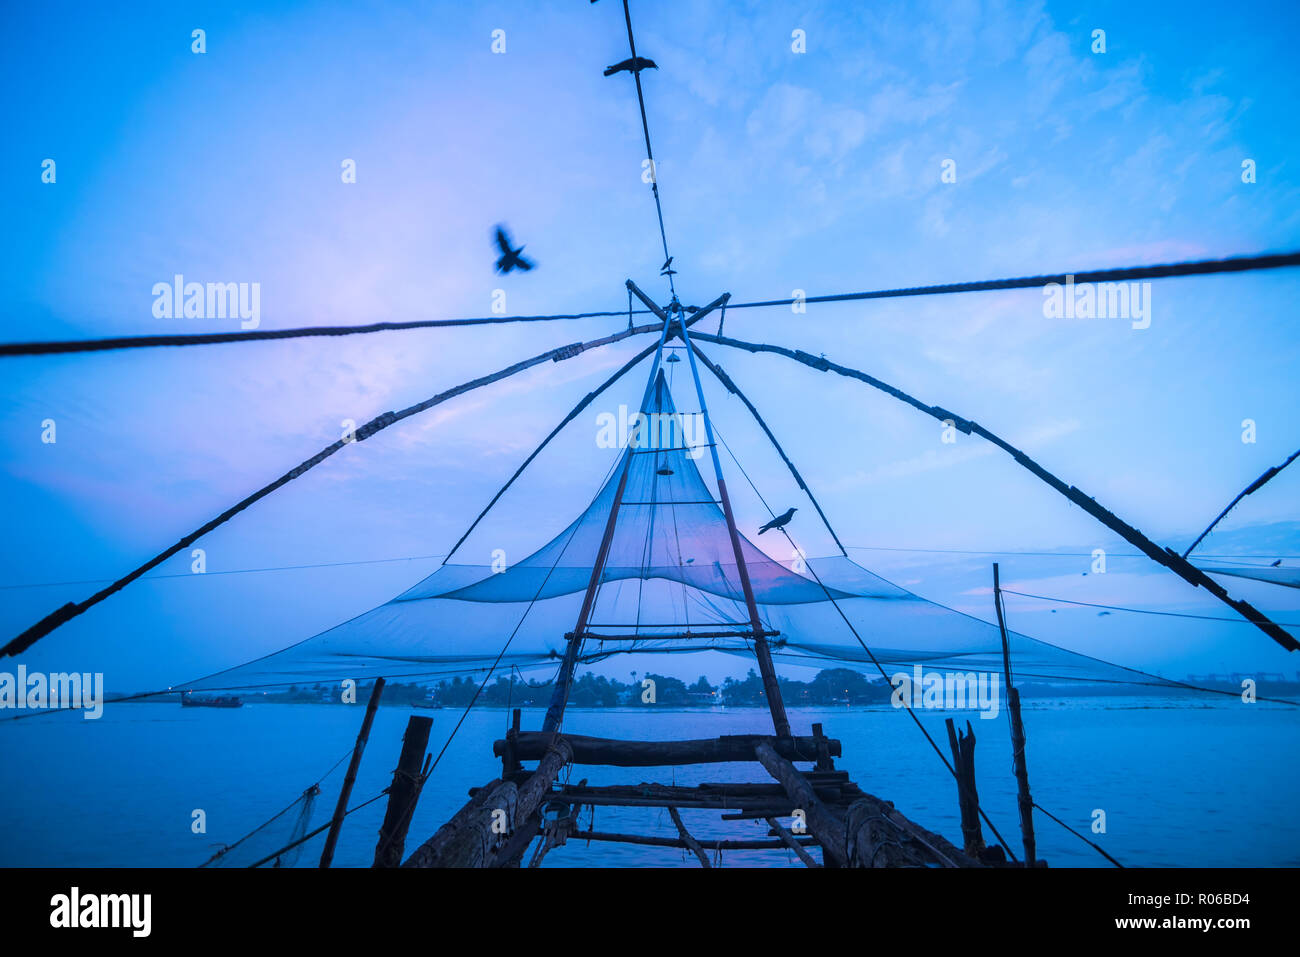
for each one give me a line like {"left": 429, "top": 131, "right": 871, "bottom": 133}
{"left": 199, "top": 784, "right": 319, "bottom": 868}
{"left": 186, "top": 369, "right": 1186, "bottom": 694}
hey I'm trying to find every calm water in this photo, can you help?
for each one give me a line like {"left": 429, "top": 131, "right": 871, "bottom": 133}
{"left": 1, "top": 699, "right": 1297, "bottom": 868}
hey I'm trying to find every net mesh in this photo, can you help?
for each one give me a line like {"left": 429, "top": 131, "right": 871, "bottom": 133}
{"left": 188, "top": 369, "right": 1183, "bottom": 693}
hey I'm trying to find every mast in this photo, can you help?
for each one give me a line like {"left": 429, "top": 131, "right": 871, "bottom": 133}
{"left": 629, "top": 281, "right": 792, "bottom": 737}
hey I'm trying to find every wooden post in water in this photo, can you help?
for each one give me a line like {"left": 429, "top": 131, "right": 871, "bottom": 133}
{"left": 993, "top": 563, "right": 1036, "bottom": 866}
{"left": 372, "top": 712, "right": 433, "bottom": 867}
{"left": 319, "top": 677, "right": 385, "bottom": 868}
{"left": 944, "top": 717, "right": 985, "bottom": 857}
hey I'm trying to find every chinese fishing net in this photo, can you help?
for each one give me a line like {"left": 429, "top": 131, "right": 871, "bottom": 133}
{"left": 184, "top": 368, "right": 1189, "bottom": 696}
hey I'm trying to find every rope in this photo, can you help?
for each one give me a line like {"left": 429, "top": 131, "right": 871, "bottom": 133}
{"left": 1031, "top": 801, "right": 1124, "bottom": 868}
{"left": 1182, "top": 446, "right": 1300, "bottom": 558}
{"left": 694, "top": 329, "right": 1300, "bottom": 654}
{"left": 0, "top": 308, "right": 655, "bottom": 357}
{"left": 243, "top": 787, "right": 391, "bottom": 869}
{"left": 2, "top": 321, "right": 666, "bottom": 658}
{"left": 0, "top": 553, "right": 446, "bottom": 591}
{"left": 711, "top": 425, "right": 1020, "bottom": 862}
{"left": 5, "top": 250, "right": 1296, "bottom": 357}
{"left": 1001, "top": 589, "right": 1300, "bottom": 626}
{"left": 718, "top": 250, "right": 1300, "bottom": 312}
{"left": 422, "top": 443, "right": 627, "bottom": 780}
{"left": 620, "top": 0, "right": 675, "bottom": 298}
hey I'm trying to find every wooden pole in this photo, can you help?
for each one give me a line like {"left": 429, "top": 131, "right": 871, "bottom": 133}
{"left": 641, "top": 282, "right": 791, "bottom": 737}
{"left": 754, "top": 741, "right": 848, "bottom": 866}
{"left": 495, "top": 730, "right": 837, "bottom": 766}
{"left": 994, "top": 563, "right": 1036, "bottom": 866}
{"left": 372, "top": 713, "right": 433, "bottom": 867}
{"left": 319, "top": 677, "right": 386, "bottom": 868}
{"left": 755, "top": 741, "right": 979, "bottom": 868}
{"left": 765, "top": 817, "right": 821, "bottom": 867}
{"left": 667, "top": 806, "right": 712, "bottom": 867}
{"left": 577, "top": 831, "right": 815, "bottom": 851}
{"left": 541, "top": 293, "right": 733, "bottom": 734}
{"left": 403, "top": 739, "right": 573, "bottom": 867}
{"left": 944, "top": 717, "right": 985, "bottom": 857}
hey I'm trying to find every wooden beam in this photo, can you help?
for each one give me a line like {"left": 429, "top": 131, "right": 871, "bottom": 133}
{"left": 495, "top": 732, "right": 836, "bottom": 767}
{"left": 766, "top": 817, "right": 821, "bottom": 868}
{"left": 667, "top": 806, "right": 712, "bottom": 867}
{"left": 319, "top": 677, "right": 385, "bottom": 868}
{"left": 944, "top": 717, "right": 985, "bottom": 858}
{"left": 663, "top": 289, "right": 791, "bottom": 737}
{"left": 756, "top": 741, "right": 980, "bottom": 868}
{"left": 578, "top": 831, "right": 817, "bottom": 851}
{"left": 995, "top": 563, "right": 1037, "bottom": 866}
{"left": 842, "top": 793, "right": 979, "bottom": 868}
{"left": 373, "top": 714, "right": 433, "bottom": 867}
{"left": 754, "top": 741, "right": 849, "bottom": 867}
{"left": 403, "top": 739, "right": 574, "bottom": 867}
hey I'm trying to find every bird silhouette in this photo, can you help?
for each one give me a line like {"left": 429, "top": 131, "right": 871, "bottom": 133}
{"left": 1272, "top": 559, "right": 1283, "bottom": 567}
{"left": 758, "top": 507, "right": 797, "bottom": 535}
{"left": 604, "top": 56, "right": 658, "bottom": 77}
{"left": 493, "top": 225, "right": 534, "bottom": 274}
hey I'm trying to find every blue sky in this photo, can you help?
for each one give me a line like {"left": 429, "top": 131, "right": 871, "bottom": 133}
{"left": 1, "top": 0, "right": 1298, "bottom": 691}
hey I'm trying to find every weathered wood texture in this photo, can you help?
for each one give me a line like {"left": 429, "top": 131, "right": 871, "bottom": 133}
{"left": 668, "top": 806, "right": 712, "bottom": 867}
{"left": 319, "top": 677, "right": 385, "bottom": 868}
{"left": 403, "top": 739, "right": 573, "bottom": 867}
{"left": 578, "top": 830, "right": 817, "bottom": 851}
{"left": 755, "top": 741, "right": 981, "bottom": 868}
{"left": 495, "top": 732, "right": 837, "bottom": 767}
{"left": 766, "top": 817, "right": 821, "bottom": 868}
{"left": 373, "top": 714, "right": 434, "bottom": 867}
{"left": 945, "top": 717, "right": 986, "bottom": 857}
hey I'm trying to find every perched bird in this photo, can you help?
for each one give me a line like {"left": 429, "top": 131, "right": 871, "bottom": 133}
{"left": 660, "top": 256, "right": 674, "bottom": 275}
{"left": 604, "top": 56, "right": 658, "bottom": 77}
{"left": 1272, "top": 559, "right": 1282, "bottom": 567}
{"left": 493, "top": 225, "right": 534, "bottom": 274}
{"left": 758, "top": 507, "right": 797, "bottom": 535}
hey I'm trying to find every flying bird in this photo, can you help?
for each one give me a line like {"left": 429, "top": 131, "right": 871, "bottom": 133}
{"left": 604, "top": 56, "right": 658, "bottom": 77}
{"left": 758, "top": 507, "right": 797, "bottom": 535}
{"left": 493, "top": 225, "right": 534, "bottom": 274}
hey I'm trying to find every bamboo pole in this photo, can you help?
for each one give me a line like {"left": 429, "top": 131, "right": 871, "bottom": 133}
{"left": 994, "top": 563, "right": 1036, "bottom": 866}
{"left": 319, "top": 677, "right": 386, "bottom": 868}
{"left": 372, "top": 713, "right": 433, "bottom": 867}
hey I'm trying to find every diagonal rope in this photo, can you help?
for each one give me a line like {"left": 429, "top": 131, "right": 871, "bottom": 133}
{"left": 2, "top": 321, "right": 667, "bottom": 658}
{"left": 710, "top": 425, "right": 1020, "bottom": 862}
{"left": 620, "top": 0, "right": 675, "bottom": 298}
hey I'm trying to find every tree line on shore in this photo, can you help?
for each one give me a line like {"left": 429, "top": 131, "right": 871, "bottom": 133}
{"left": 264, "top": 667, "right": 896, "bottom": 707}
